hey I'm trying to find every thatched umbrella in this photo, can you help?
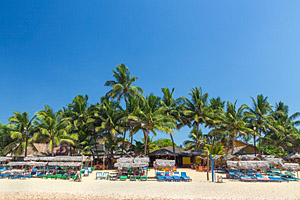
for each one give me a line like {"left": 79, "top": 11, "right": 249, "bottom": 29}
{"left": 224, "top": 155, "right": 239, "bottom": 161}
{"left": 226, "top": 161, "right": 239, "bottom": 168}
{"left": 238, "top": 155, "right": 261, "bottom": 161}
{"left": 0, "top": 157, "right": 12, "bottom": 162}
{"left": 134, "top": 156, "right": 150, "bottom": 164}
{"left": 265, "top": 157, "right": 284, "bottom": 167}
{"left": 47, "top": 162, "right": 82, "bottom": 167}
{"left": 238, "top": 161, "right": 269, "bottom": 169}
{"left": 153, "top": 159, "right": 175, "bottom": 169}
{"left": 282, "top": 163, "right": 300, "bottom": 171}
{"left": 8, "top": 162, "right": 28, "bottom": 167}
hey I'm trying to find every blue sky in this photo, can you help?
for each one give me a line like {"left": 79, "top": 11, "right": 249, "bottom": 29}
{"left": 1, "top": 1, "right": 300, "bottom": 145}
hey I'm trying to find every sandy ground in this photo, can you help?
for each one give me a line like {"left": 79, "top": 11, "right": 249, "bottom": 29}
{"left": 1, "top": 169, "right": 300, "bottom": 200}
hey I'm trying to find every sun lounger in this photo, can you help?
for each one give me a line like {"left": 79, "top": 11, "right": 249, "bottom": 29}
{"left": 84, "top": 169, "right": 89, "bottom": 176}
{"left": 140, "top": 176, "right": 147, "bottom": 181}
{"left": 240, "top": 176, "right": 256, "bottom": 182}
{"left": 157, "top": 176, "right": 165, "bottom": 182}
{"left": 102, "top": 172, "right": 109, "bottom": 180}
{"left": 173, "top": 176, "right": 182, "bottom": 182}
{"left": 256, "top": 177, "right": 271, "bottom": 182}
{"left": 130, "top": 175, "right": 136, "bottom": 181}
{"left": 181, "top": 172, "right": 192, "bottom": 182}
{"left": 96, "top": 172, "right": 102, "bottom": 180}
{"left": 268, "top": 176, "right": 283, "bottom": 182}
{"left": 165, "top": 176, "right": 174, "bottom": 182}
{"left": 119, "top": 176, "right": 127, "bottom": 181}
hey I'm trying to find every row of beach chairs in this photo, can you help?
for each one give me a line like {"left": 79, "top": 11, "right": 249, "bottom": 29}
{"left": 156, "top": 171, "right": 192, "bottom": 182}
{"left": 229, "top": 170, "right": 300, "bottom": 182}
{"left": 96, "top": 172, "right": 148, "bottom": 181}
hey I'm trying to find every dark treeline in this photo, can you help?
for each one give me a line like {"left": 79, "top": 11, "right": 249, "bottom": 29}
{"left": 1, "top": 64, "right": 300, "bottom": 157}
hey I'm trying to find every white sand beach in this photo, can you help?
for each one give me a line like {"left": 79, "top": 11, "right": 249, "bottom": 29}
{"left": 1, "top": 169, "right": 300, "bottom": 200}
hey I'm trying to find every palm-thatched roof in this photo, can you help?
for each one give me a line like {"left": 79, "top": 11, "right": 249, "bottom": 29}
{"left": 227, "top": 161, "right": 239, "bottom": 168}
{"left": 153, "top": 159, "right": 175, "bottom": 168}
{"left": 226, "top": 161, "right": 269, "bottom": 169}
{"left": 282, "top": 163, "right": 300, "bottom": 171}
{"left": 0, "top": 157, "right": 12, "bottom": 162}
{"left": 149, "top": 146, "right": 194, "bottom": 157}
{"left": 238, "top": 161, "right": 269, "bottom": 169}
{"left": 264, "top": 157, "right": 284, "bottom": 166}
{"left": 47, "top": 162, "right": 82, "bottom": 167}
{"left": 114, "top": 162, "right": 148, "bottom": 168}
{"left": 238, "top": 155, "right": 261, "bottom": 161}
{"left": 8, "top": 161, "right": 47, "bottom": 167}
{"left": 114, "top": 156, "right": 149, "bottom": 168}
{"left": 24, "top": 156, "right": 92, "bottom": 162}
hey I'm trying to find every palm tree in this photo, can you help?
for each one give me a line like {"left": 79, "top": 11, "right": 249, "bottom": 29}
{"left": 183, "top": 87, "right": 213, "bottom": 150}
{"left": 124, "top": 96, "right": 140, "bottom": 152}
{"left": 161, "top": 88, "right": 185, "bottom": 153}
{"left": 204, "top": 144, "right": 225, "bottom": 157}
{"left": 221, "top": 101, "right": 252, "bottom": 154}
{"left": 0, "top": 124, "right": 14, "bottom": 156}
{"left": 99, "top": 98, "right": 123, "bottom": 136}
{"left": 35, "top": 105, "right": 75, "bottom": 156}
{"left": 247, "top": 95, "right": 273, "bottom": 154}
{"left": 105, "top": 63, "right": 143, "bottom": 109}
{"left": 129, "top": 94, "right": 175, "bottom": 155}
{"left": 183, "top": 127, "right": 206, "bottom": 150}
{"left": 5, "top": 112, "right": 36, "bottom": 157}
{"left": 207, "top": 97, "right": 225, "bottom": 146}
{"left": 267, "top": 103, "right": 300, "bottom": 154}
{"left": 62, "top": 95, "right": 91, "bottom": 154}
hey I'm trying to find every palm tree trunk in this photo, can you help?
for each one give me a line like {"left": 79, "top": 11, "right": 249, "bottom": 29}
{"left": 122, "top": 130, "right": 126, "bottom": 153}
{"left": 231, "top": 132, "right": 236, "bottom": 155}
{"left": 51, "top": 139, "right": 54, "bottom": 157}
{"left": 144, "top": 130, "right": 149, "bottom": 155}
{"left": 258, "top": 128, "right": 262, "bottom": 155}
{"left": 24, "top": 138, "right": 28, "bottom": 157}
{"left": 170, "top": 133, "right": 175, "bottom": 153}
{"left": 195, "top": 122, "right": 199, "bottom": 151}
{"left": 130, "top": 128, "right": 134, "bottom": 153}
{"left": 253, "top": 134, "right": 256, "bottom": 156}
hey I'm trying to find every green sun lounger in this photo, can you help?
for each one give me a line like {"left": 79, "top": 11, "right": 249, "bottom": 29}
{"left": 140, "top": 176, "right": 147, "bottom": 181}
{"left": 120, "top": 176, "right": 127, "bottom": 181}
{"left": 130, "top": 176, "right": 136, "bottom": 181}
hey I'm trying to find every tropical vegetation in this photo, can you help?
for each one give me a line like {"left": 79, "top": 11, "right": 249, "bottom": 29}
{"left": 1, "top": 64, "right": 300, "bottom": 159}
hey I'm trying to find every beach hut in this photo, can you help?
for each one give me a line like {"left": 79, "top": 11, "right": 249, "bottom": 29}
{"left": 148, "top": 146, "right": 195, "bottom": 167}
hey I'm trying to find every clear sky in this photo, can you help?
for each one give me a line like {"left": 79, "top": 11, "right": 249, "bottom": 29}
{"left": 1, "top": 1, "right": 300, "bottom": 146}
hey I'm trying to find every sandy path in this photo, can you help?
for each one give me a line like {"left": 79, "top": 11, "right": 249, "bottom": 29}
{"left": 1, "top": 169, "right": 300, "bottom": 200}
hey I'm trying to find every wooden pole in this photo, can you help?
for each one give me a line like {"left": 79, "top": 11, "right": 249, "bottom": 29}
{"left": 206, "top": 151, "right": 209, "bottom": 181}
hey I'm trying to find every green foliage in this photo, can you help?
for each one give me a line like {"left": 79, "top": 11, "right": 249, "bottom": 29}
{"left": 0, "top": 124, "right": 13, "bottom": 156}
{"left": 204, "top": 144, "right": 225, "bottom": 157}
{"left": 1, "top": 65, "right": 300, "bottom": 159}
